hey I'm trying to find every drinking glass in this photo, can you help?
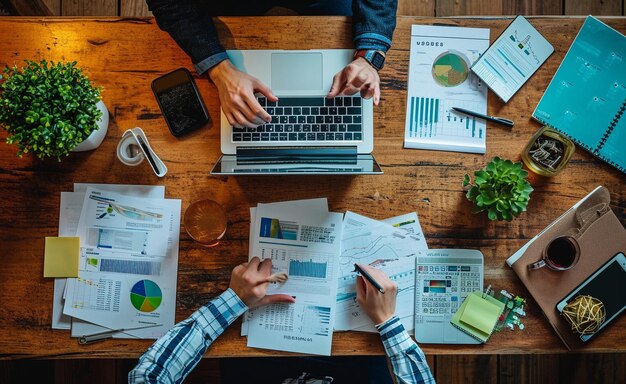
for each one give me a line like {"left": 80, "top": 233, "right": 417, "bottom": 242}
{"left": 184, "top": 199, "right": 227, "bottom": 247}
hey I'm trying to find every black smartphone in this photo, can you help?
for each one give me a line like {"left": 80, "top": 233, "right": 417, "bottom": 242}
{"left": 556, "top": 252, "right": 626, "bottom": 341}
{"left": 151, "top": 68, "right": 209, "bottom": 137}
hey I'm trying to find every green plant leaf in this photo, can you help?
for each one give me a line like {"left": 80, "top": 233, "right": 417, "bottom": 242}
{"left": 0, "top": 59, "right": 102, "bottom": 160}
{"left": 462, "top": 157, "right": 533, "bottom": 222}
{"left": 481, "top": 193, "right": 497, "bottom": 205}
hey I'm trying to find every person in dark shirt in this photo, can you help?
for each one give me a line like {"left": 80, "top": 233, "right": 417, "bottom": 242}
{"left": 147, "top": 1, "right": 398, "bottom": 128}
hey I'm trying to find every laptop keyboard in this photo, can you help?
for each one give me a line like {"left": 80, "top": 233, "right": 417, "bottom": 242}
{"left": 231, "top": 96, "right": 363, "bottom": 142}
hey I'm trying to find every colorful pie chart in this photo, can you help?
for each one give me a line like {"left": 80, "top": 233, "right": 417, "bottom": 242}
{"left": 130, "top": 279, "right": 162, "bottom": 312}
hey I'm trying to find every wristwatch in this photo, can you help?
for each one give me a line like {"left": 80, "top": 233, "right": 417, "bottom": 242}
{"left": 354, "top": 50, "right": 386, "bottom": 71}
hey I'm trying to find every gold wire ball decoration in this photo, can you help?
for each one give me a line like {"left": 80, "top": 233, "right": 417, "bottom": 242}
{"left": 561, "top": 295, "right": 606, "bottom": 335}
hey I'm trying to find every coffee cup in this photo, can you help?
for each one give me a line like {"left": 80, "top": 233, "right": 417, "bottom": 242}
{"left": 528, "top": 235, "right": 580, "bottom": 271}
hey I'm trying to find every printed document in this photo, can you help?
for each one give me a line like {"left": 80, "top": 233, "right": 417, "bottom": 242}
{"left": 52, "top": 184, "right": 165, "bottom": 331}
{"left": 335, "top": 212, "right": 428, "bottom": 332}
{"left": 62, "top": 187, "right": 180, "bottom": 338}
{"left": 404, "top": 25, "right": 490, "bottom": 153}
{"left": 246, "top": 200, "right": 343, "bottom": 355}
{"left": 242, "top": 198, "right": 329, "bottom": 337}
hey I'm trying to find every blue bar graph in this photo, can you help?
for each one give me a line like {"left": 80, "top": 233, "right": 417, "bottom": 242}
{"left": 429, "top": 98, "right": 434, "bottom": 136}
{"left": 289, "top": 259, "right": 327, "bottom": 278}
{"left": 423, "top": 99, "right": 429, "bottom": 128}
{"left": 410, "top": 97, "right": 441, "bottom": 137}
{"left": 409, "top": 97, "right": 415, "bottom": 134}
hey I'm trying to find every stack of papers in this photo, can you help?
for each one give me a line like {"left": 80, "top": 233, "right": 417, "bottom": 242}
{"left": 244, "top": 198, "right": 343, "bottom": 355}
{"left": 51, "top": 184, "right": 181, "bottom": 340}
{"left": 242, "top": 199, "right": 429, "bottom": 355}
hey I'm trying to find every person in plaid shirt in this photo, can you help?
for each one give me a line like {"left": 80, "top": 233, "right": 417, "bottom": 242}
{"left": 129, "top": 258, "right": 435, "bottom": 383}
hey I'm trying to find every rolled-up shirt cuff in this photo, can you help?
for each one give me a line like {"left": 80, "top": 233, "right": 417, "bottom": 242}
{"left": 375, "top": 315, "right": 416, "bottom": 356}
{"left": 194, "top": 51, "right": 230, "bottom": 75}
{"left": 354, "top": 32, "right": 392, "bottom": 53}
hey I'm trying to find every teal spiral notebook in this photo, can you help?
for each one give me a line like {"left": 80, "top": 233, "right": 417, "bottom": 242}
{"left": 533, "top": 16, "right": 626, "bottom": 174}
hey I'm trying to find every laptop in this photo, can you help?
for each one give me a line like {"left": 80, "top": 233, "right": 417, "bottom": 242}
{"left": 210, "top": 49, "right": 382, "bottom": 175}
{"left": 414, "top": 249, "right": 484, "bottom": 344}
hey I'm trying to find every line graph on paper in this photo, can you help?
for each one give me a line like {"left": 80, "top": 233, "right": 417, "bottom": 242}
{"left": 339, "top": 230, "right": 419, "bottom": 277}
{"left": 335, "top": 257, "right": 416, "bottom": 331}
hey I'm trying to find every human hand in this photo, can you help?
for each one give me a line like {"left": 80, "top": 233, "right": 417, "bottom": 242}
{"left": 327, "top": 57, "right": 381, "bottom": 105}
{"left": 355, "top": 264, "right": 397, "bottom": 325}
{"left": 229, "top": 257, "right": 295, "bottom": 309}
{"left": 209, "top": 60, "right": 278, "bottom": 128}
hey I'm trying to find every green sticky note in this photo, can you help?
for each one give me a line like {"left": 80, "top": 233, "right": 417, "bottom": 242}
{"left": 459, "top": 294, "right": 501, "bottom": 334}
{"left": 44, "top": 237, "right": 80, "bottom": 278}
{"left": 451, "top": 291, "right": 506, "bottom": 343}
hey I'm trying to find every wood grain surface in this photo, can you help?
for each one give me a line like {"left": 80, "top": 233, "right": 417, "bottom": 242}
{"left": 0, "top": 16, "right": 624, "bottom": 360}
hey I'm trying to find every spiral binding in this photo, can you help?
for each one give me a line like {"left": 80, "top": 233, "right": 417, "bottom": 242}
{"left": 596, "top": 98, "right": 626, "bottom": 153}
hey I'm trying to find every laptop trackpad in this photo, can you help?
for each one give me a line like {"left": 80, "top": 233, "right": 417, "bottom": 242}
{"left": 271, "top": 52, "right": 323, "bottom": 91}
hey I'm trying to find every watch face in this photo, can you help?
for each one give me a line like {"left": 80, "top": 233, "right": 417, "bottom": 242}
{"left": 371, "top": 52, "right": 385, "bottom": 70}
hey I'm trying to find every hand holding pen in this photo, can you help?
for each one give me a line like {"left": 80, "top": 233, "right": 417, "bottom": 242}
{"left": 354, "top": 264, "right": 398, "bottom": 325}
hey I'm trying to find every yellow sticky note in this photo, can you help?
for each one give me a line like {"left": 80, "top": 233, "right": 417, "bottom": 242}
{"left": 44, "top": 237, "right": 80, "bottom": 278}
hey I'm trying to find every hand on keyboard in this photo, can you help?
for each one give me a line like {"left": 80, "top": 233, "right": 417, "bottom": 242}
{"left": 209, "top": 60, "right": 278, "bottom": 128}
{"left": 327, "top": 57, "right": 381, "bottom": 105}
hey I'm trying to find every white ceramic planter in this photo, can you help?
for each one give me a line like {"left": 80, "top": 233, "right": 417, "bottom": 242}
{"left": 71, "top": 100, "right": 109, "bottom": 152}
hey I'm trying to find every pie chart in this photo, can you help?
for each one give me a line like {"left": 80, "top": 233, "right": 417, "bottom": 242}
{"left": 130, "top": 279, "right": 162, "bottom": 312}
{"left": 432, "top": 51, "right": 469, "bottom": 87}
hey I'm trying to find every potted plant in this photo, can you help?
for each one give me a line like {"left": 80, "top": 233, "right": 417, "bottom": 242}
{"left": 0, "top": 60, "right": 108, "bottom": 160}
{"left": 462, "top": 157, "right": 533, "bottom": 221}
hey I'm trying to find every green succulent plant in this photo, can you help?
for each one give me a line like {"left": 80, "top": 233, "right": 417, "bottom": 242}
{"left": 0, "top": 60, "right": 102, "bottom": 160}
{"left": 462, "top": 157, "right": 534, "bottom": 221}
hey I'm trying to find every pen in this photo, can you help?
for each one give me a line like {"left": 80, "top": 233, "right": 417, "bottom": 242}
{"left": 451, "top": 107, "right": 514, "bottom": 128}
{"left": 78, "top": 323, "right": 162, "bottom": 344}
{"left": 136, "top": 135, "right": 161, "bottom": 174}
{"left": 354, "top": 263, "right": 385, "bottom": 294}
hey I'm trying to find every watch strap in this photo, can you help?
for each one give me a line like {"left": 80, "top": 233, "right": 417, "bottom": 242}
{"left": 355, "top": 50, "right": 386, "bottom": 71}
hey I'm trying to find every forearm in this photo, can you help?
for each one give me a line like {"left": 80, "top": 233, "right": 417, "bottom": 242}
{"left": 147, "top": 0, "right": 228, "bottom": 74}
{"left": 352, "top": 0, "right": 398, "bottom": 52}
{"left": 376, "top": 316, "right": 435, "bottom": 384}
{"left": 129, "top": 289, "right": 247, "bottom": 384}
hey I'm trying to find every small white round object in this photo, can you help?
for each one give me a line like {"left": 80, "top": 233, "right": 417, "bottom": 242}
{"left": 116, "top": 131, "right": 144, "bottom": 166}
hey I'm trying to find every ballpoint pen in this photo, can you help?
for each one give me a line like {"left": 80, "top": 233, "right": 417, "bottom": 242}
{"left": 451, "top": 107, "right": 515, "bottom": 128}
{"left": 78, "top": 323, "right": 162, "bottom": 344}
{"left": 353, "top": 263, "right": 385, "bottom": 294}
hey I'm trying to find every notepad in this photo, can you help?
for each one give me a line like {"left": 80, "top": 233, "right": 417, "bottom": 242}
{"left": 533, "top": 16, "right": 626, "bottom": 174}
{"left": 450, "top": 291, "right": 505, "bottom": 343}
{"left": 44, "top": 237, "right": 79, "bottom": 278}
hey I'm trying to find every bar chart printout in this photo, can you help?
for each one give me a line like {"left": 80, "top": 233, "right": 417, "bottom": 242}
{"left": 408, "top": 97, "right": 484, "bottom": 141}
{"left": 404, "top": 25, "right": 489, "bottom": 154}
{"left": 247, "top": 201, "right": 343, "bottom": 355}
{"left": 289, "top": 258, "right": 328, "bottom": 278}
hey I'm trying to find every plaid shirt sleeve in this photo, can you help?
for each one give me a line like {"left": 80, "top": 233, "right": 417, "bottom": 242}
{"left": 128, "top": 288, "right": 247, "bottom": 384}
{"left": 376, "top": 316, "right": 436, "bottom": 384}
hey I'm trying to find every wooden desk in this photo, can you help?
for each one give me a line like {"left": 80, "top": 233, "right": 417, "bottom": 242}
{"left": 0, "top": 16, "right": 624, "bottom": 359}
